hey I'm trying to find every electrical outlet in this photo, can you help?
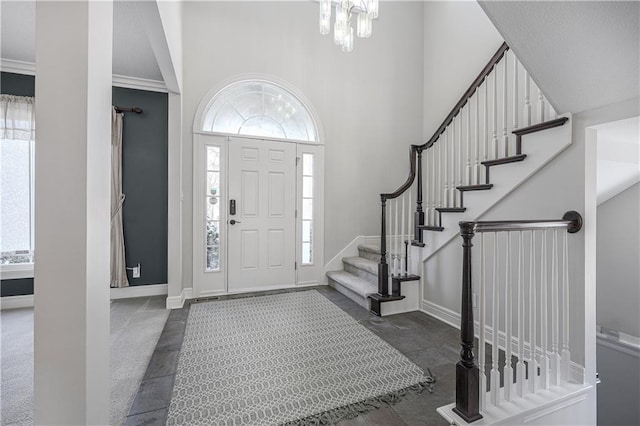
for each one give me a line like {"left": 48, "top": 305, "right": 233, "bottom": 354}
{"left": 472, "top": 292, "right": 477, "bottom": 308}
{"left": 132, "top": 263, "right": 141, "bottom": 278}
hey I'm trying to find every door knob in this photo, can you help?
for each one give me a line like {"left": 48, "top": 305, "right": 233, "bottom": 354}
{"left": 229, "top": 219, "right": 241, "bottom": 225}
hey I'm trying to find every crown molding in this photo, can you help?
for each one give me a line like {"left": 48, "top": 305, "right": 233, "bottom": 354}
{"left": 112, "top": 74, "right": 168, "bottom": 93}
{"left": 0, "top": 58, "right": 36, "bottom": 76}
{"left": 1, "top": 58, "right": 168, "bottom": 93}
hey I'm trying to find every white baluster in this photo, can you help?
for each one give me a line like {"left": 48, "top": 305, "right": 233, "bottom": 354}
{"left": 408, "top": 188, "right": 412, "bottom": 261}
{"left": 475, "top": 92, "right": 481, "bottom": 185}
{"left": 561, "top": 231, "right": 571, "bottom": 380}
{"left": 492, "top": 68, "right": 499, "bottom": 159}
{"left": 524, "top": 71, "right": 532, "bottom": 126}
{"left": 490, "top": 233, "right": 500, "bottom": 405}
{"left": 529, "top": 231, "right": 538, "bottom": 394}
{"left": 450, "top": 120, "right": 455, "bottom": 208}
{"left": 431, "top": 144, "right": 436, "bottom": 227}
{"left": 436, "top": 141, "right": 442, "bottom": 214}
{"left": 517, "top": 231, "right": 526, "bottom": 397}
{"left": 502, "top": 54, "right": 509, "bottom": 157}
{"left": 540, "top": 230, "right": 550, "bottom": 390}
{"left": 467, "top": 103, "right": 472, "bottom": 185}
{"left": 394, "top": 199, "right": 399, "bottom": 277}
{"left": 538, "top": 89, "right": 545, "bottom": 123}
{"left": 513, "top": 53, "right": 519, "bottom": 134}
{"left": 504, "top": 231, "right": 513, "bottom": 401}
{"left": 550, "top": 229, "right": 560, "bottom": 385}
{"left": 443, "top": 130, "right": 448, "bottom": 209}
{"left": 457, "top": 114, "right": 462, "bottom": 205}
{"left": 484, "top": 81, "right": 489, "bottom": 183}
{"left": 401, "top": 194, "right": 406, "bottom": 275}
{"left": 479, "top": 233, "right": 487, "bottom": 410}
{"left": 424, "top": 149, "right": 430, "bottom": 227}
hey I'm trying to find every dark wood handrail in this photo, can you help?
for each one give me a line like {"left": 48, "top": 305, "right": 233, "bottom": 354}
{"left": 380, "top": 145, "right": 419, "bottom": 201}
{"left": 419, "top": 42, "right": 509, "bottom": 151}
{"left": 461, "top": 210, "right": 583, "bottom": 234}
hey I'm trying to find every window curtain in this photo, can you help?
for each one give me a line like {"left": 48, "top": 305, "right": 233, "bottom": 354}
{"left": 1, "top": 95, "right": 35, "bottom": 263}
{"left": 111, "top": 108, "right": 129, "bottom": 288}
{"left": 0, "top": 95, "right": 35, "bottom": 141}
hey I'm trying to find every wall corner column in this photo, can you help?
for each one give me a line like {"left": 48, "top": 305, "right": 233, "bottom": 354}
{"left": 34, "top": 1, "right": 112, "bottom": 424}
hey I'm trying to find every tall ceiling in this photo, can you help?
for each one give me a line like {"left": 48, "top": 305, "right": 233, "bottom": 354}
{"left": 479, "top": 1, "right": 640, "bottom": 114}
{"left": 0, "top": 0, "right": 163, "bottom": 82}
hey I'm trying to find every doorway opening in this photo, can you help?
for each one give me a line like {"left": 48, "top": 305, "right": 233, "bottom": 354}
{"left": 192, "top": 77, "right": 325, "bottom": 297}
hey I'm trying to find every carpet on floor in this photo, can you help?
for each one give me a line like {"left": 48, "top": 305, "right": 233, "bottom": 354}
{"left": 167, "top": 290, "right": 435, "bottom": 425}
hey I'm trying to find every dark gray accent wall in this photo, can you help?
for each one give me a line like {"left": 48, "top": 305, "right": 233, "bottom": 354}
{"left": 113, "top": 87, "right": 168, "bottom": 286}
{"left": 0, "top": 72, "right": 35, "bottom": 97}
{"left": 1, "top": 72, "right": 168, "bottom": 296}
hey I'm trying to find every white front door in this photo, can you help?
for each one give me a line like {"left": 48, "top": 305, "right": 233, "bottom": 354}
{"left": 227, "top": 137, "right": 296, "bottom": 292}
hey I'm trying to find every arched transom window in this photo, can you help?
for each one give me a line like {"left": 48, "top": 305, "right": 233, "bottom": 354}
{"left": 201, "top": 80, "right": 318, "bottom": 142}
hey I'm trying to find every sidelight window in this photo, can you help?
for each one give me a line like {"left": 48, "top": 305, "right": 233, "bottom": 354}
{"left": 205, "top": 145, "right": 221, "bottom": 271}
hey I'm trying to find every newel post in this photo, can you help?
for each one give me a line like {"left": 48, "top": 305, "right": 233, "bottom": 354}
{"left": 453, "top": 222, "right": 483, "bottom": 423}
{"left": 414, "top": 147, "right": 425, "bottom": 243}
{"left": 378, "top": 196, "right": 389, "bottom": 296}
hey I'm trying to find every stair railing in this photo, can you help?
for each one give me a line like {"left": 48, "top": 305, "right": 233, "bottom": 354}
{"left": 453, "top": 211, "right": 583, "bottom": 423}
{"left": 377, "top": 42, "right": 561, "bottom": 296}
{"left": 377, "top": 144, "right": 419, "bottom": 296}
{"left": 415, "top": 42, "right": 559, "bottom": 231}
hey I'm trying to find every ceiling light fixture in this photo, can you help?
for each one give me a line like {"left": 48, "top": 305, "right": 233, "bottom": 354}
{"left": 319, "top": 0, "right": 379, "bottom": 53}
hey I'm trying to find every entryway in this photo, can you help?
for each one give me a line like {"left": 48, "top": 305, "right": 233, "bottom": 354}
{"left": 191, "top": 77, "right": 325, "bottom": 298}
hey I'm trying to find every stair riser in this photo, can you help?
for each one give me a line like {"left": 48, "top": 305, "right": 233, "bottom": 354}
{"left": 344, "top": 262, "right": 378, "bottom": 286}
{"left": 358, "top": 249, "right": 380, "bottom": 263}
{"left": 328, "top": 278, "right": 370, "bottom": 310}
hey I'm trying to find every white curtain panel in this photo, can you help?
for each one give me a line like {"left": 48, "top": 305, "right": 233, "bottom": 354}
{"left": 0, "top": 95, "right": 35, "bottom": 141}
{"left": 111, "top": 108, "right": 129, "bottom": 288}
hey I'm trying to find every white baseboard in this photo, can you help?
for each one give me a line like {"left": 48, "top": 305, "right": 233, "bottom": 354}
{"left": 0, "top": 294, "right": 34, "bottom": 310}
{"left": 1, "top": 284, "right": 170, "bottom": 310}
{"left": 166, "top": 287, "right": 193, "bottom": 310}
{"left": 110, "top": 283, "right": 168, "bottom": 300}
{"left": 421, "top": 299, "right": 460, "bottom": 329}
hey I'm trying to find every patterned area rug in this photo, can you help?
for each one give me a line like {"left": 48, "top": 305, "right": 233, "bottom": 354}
{"left": 167, "top": 290, "right": 434, "bottom": 425}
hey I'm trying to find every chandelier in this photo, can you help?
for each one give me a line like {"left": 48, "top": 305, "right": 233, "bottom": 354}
{"left": 319, "top": 0, "right": 379, "bottom": 52}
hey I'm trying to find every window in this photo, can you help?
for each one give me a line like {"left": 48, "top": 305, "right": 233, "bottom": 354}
{"left": 1, "top": 95, "right": 35, "bottom": 269}
{"left": 205, "top": 145, "right": 221, "bottom": 271}
{"left": 202, "top": 80, "right": 318, "bottom": 142}
{"left": 301, "top": 153, "right": 314, "bottom": 265}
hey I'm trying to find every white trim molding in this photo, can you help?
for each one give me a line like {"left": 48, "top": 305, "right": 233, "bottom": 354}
{"left": 1, "top": 58, "right": 168, "bottom": 93}
{"left": 1, "top": 294, "right": 34, "bottom": 310}
{"left": 166, "top": 287, "right": 192, "bottom": 310}
{"left": 112, "top": 74, "right": 168, "bottom": 93}
{"left": 1, "top": 263, "right": 34, "bottom": 280}
{"left": 0, "top": 58, "right": 35, "bottom": 76}
{"left": 110, "top": 283, "right": 168, "bottom": 300}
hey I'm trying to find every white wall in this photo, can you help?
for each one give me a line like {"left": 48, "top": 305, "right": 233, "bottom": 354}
{"left": 422, "top": 1, "right": 503, "bottom": 139}
{"left": 156, "top": 0, "right": 183, "bottom": 92}
{"left": 181, "top": 1, "right": 425, "bottom": 288}
{"left": 597, "top": 182, "right": 640, "bottom": 337}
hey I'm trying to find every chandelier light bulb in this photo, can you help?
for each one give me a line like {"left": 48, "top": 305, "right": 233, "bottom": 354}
{"left": 319, "top": 0, "right": 378, "bottom": 52}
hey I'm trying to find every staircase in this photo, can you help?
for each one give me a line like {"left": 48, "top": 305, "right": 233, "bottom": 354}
{"left": 327, "top": 243, "right": 420, "bottom": 316}
{"left": 325, "top": 41, "right": 590, "bottom": 424}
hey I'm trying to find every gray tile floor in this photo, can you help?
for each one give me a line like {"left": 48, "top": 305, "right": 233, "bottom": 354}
{"left": 125, "top": 287, "right": 458, "bottom": 425}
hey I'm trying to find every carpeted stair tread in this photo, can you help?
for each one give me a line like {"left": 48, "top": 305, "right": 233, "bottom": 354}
{"left": 357, "top": 244, "right": 381, "bottom": 255}
{"left": 342, "top": 256, "right": 379, "bottom": 275}
{"left": 327, "top": 270, "right": 377, "bottom": 297}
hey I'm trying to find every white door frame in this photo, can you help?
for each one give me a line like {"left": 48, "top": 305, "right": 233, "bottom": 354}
{"left": 192, "top": 132, "right": 324, "bottom": 298}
